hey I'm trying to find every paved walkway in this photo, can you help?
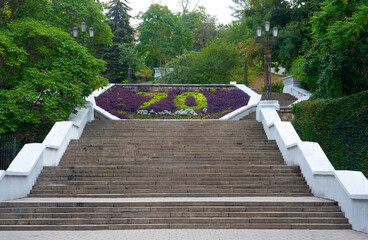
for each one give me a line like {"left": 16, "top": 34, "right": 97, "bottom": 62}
{"left": 1, "top": 229, "right": 368, "bottom": 240}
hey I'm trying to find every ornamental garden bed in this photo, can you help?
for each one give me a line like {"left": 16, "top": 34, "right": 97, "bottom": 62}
{"left": 95, "top": 85, "right": 250, "bottom": 119}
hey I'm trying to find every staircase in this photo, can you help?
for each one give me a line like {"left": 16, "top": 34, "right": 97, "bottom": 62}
{"left": 0, "top": 120, "right": 351, "bottom": 230}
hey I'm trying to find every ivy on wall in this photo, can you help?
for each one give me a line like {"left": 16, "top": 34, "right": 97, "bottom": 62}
{"left": 292, "top": 91, "right": 368, "bottom": 176}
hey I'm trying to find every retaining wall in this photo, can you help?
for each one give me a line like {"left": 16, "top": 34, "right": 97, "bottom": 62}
{"left": 0, "top": 103, "right": 94, "bottom": 203}
{"left": 257, "top": 103, "right": 368, "bottom": 233}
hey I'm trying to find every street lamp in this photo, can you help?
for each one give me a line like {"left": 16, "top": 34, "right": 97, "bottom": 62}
{"left": 72, "top": 21, "right": 95, "bottom": 44}
{"left": 256, "top": 21, "right": 278, "bottom": 99}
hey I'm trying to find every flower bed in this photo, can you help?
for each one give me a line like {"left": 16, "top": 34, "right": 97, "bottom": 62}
{"left": 95, "top": 85, "right": 250, "bottom": 119}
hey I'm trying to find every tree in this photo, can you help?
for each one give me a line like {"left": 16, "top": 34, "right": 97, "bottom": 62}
{"left": 237, "top": 39, "right": 262, "bottom": 86}
{"left": 136, "top": 4, "right": 193, "bottom": 69}
{"left": 178, "top": 0, "right": 202, "bottom": 13}
{"left": 230, "top": 0, "right": 250, "bottom": 21}
{"left": 180, "top": 7, "right": 217, "bottom": 51}
{"left": 47, "top": 0, "right": 113, "bottom": 46}
{"left": 0, "top": 0, "right": 109, "bottom": 138}
{"left": 162, "top": 39, "right": 242, "bottom": 84}
{"left": 299, "top": 0, "right": 368, "bottom": 98}
{"left": 97, "top": 0, "right": 134, "bottom": 83}
{"left": 0, "top": 19, "right": 107, "bottom": 136}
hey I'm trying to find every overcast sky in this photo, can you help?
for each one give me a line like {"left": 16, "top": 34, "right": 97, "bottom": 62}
{"left": 104, "top": 0, "right": 236, "bottom": 25}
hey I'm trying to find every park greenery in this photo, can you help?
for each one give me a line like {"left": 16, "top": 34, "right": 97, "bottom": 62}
{"left": 0, "top": 0, "right": 366, "bottom": 173}
{"left": 0, "top": 0, "right": 111, "bottom": 141}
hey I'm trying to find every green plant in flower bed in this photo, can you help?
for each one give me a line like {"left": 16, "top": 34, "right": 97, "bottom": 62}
{"left": 292, "top": 91, "right": 368, "bottom": 176}
{"left": 138, "top": 92, "right": 168, "bottom": 109}
{"left": 95, "top": 86, "right": 250, "bottom": 120}
{"left": 174, "top": 92, "right": 207, "bottom": 111}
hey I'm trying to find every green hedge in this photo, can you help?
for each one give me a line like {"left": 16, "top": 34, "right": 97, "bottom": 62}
{"left": 292, "top": 91, "right": 368, "bottom": 176}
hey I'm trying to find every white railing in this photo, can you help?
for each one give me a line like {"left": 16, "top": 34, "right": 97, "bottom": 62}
{"left": 220, "top": 82, "right": 261, "bottom": 120}
{"left": 0, "top": 102, "right": 94, "bottom": 203}
{"left": 282, "top": 76, "right": 311, "bottom": 102}
{"left": 257, "top": 105, "right": 368, "bottom": 233}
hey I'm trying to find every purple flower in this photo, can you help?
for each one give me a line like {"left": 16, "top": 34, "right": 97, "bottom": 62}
{"left": 185, "top": 96, "right": 197, "bottom": 107}
{"left": 95, "top": 86, "right": 250, "bottom": 119}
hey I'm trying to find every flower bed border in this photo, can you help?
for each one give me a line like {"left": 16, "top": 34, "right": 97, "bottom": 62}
{"left": 87, "top": 83, "right": 262, "bottom": 121}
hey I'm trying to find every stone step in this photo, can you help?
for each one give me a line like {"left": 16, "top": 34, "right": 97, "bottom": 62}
{"left": 36, "top": 175, "right": 305, "bottom": 182}
{"left": 58, "top": 161, "right": 286, "bottom": 166}
{"left": 0, "top": 119, "right": 350, "bottom": 230}
{"left": 65, "top": 144, "right": 280, "bottom": 150}
{"left": 37, "top": 172, "right": 303, "bottom": 179}
{"left": 0, "top": 210, "right": 345, "bottom": 218}
{"left": 34, "top": 179, "right": 307, "bottom": 186}
{"left": 0, "top": 217, "right": 349, "bottom": 226}
{"left": 30, "top": 187, "right": 311, "bottom": 194}
{"left": 32, "top": 184, "right": 310, "bottom": 191}
{"left": 28, "top": 193, "right": 312, "bottom": 198}
{"left": 0, "top": 223, "right": 352, "bottom": 231}
{"left": 41, "top": 165, "right": 299, "bottom": 173}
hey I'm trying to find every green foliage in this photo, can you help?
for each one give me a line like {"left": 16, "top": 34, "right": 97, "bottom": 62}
{"left": 174, "top": 92, "right": 208, "bottom": 111}
{"left": 48, "top": 0, "right": 113, "bottom": 46}
{"left": 180, "top": 6, "right": 217, "bottom": 51}
{"left": 274, "top": 0, "right": 321, "bottom": 70}
{"left": 135, "top": 64, "right": 154, "bottom": 83}
{"left": 136, "top": 4, "right": 193, "bottom": 68}
{"left": 138, "top": 92, "right": 168, "bottom": 109}
{"left": 230, "top": 0, "right": 250, "bottom": 21}
{"left": 227, "top": 0, "right": 321, "bottom": 71}
{"left": 0, "top": 19, "right": 107, "bottom": 136}
{"left": 97, "top": 0, "right": 134, "bottom": 83}
{"left": 300, "top": 0, "right": 368, "bottom": 98}
{"left": 260, "top": 81, "right": 284, "bottom": 93}
{"left": 292, "top": 91, "right": 368, "bottom": 176}
{"left": 162, "top": 40, "right": 242, "bottom": 84}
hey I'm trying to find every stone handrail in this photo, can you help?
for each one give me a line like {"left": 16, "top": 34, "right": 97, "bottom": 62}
{"left": 0, "top": 103, "right": 93, "bottom": 203}
{"left": 220, "top": 82, "right": 261, "bottom": 120}
{"left": 258, "top": 105, "right": 368, "bottom": 233}
{"left": 282, "top": 76, "right": 311, "bottom": 101}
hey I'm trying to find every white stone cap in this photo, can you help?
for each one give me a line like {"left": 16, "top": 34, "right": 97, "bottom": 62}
{"left": 91, "top": 84, "right": 114, "bottom": 98}
{"left": 274, "top": 121, "right": 301, "bottom": 149}
{"left": 299, "top": 142, "right": 335, "bottom": 175}
{"left": 335, "top": 171, "right": 368, "bottom": 200}
{"left": 289, "top": 95, "right": 310, "bottom": 107}
{"left": 0, "top": 170, "right": 5, "bottom": 182}
{"left": 94, "top": 106, "right": 120, "bottom": 120}
{"left": 68, "top": 107, "right": 89, "bottom": 128}
{"left": 260, "top": 108, "right": 281, "bottom": 127}
{"left": 43, "top": 122, "right": 73, "bottom": 149}
{"left": 6, "top": 144, "right": 44, "bottom": 175}
{"left": 233, "top": 84, "right": 262, "bottom": 106}
{"left": 258, "top": 100, "right": 280, "bottom": 111}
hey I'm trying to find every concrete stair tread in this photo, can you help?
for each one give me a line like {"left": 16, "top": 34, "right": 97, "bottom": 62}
{"left": 0, "top": 120, "right": 350, "bottom": 230}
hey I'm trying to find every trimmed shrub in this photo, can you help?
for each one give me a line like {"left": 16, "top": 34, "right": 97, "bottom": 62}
{"left": 292, "top": 91, "right": 368, "bottom": 176}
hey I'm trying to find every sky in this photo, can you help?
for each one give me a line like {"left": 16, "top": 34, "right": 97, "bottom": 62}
{"left": 105, "top": 0, "right": 236, "bottom": 25}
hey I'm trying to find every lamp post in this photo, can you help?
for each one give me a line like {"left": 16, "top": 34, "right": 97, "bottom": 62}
{"left": 72, "top": 21, "right": 95, "bottom": 45}
{"left": 256, "top": 21, "right": 278, "bottom": 99}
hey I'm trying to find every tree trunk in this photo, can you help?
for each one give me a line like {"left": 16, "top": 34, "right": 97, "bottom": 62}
{"left": 244, "top": 60, "right": 248, "bottom": 86}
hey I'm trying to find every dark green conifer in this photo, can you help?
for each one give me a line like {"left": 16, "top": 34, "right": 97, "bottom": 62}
{"left": 97, "top": 0, "right": 134, "bottom": 83}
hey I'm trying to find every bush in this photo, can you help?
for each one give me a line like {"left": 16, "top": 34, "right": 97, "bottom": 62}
{"left": 292, "top": 91, "right": 368, "bottom": 176}
{"left": 162, "top": 39, "right": 242, "bottom": 84}
{"left": 260, "top": 81, "right": 284, "bottom": 93}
